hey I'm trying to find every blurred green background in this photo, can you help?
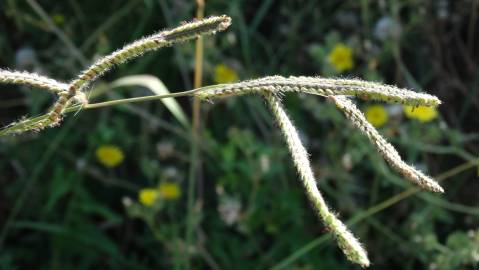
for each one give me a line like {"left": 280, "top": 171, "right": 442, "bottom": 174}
{"left": 0, "top": 0, "right": 478, "bottom": 269}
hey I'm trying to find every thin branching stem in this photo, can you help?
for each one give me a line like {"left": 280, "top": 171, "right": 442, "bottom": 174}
{"left": 186, "top": 1, "right": 206, "bottom": 268}
{"left": 0, "top": 90, "right": 198, "bottom": 136}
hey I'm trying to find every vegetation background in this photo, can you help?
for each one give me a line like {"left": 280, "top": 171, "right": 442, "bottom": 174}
{"left": 0, "top": 0, "right": 478, "bottom": 269}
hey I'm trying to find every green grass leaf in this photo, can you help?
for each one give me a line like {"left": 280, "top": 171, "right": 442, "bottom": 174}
{"left": 111, "top": 75, "right": 190, "bottom": 129}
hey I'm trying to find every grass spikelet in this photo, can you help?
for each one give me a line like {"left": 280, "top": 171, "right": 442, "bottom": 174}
{"left": 69, "top": 15, "right": 231, "bottom": 95}
{"left": 330, "top": 95, "right": 444, "bottom": 193}
{"left": 264, "top": 92, "right": 370, "bottom": 267}
{"left": 0, "top": 69, "right": 68, "bottom": 93}
{"left": 195, "top": 75, "right": 441, "bottom": 107}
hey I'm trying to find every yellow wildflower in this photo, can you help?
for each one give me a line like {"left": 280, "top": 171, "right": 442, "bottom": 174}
{"left": 328, "top": 43, "right": 354, "bottom": 72}
{"left": 403, "top": 106, "right": 438, "bottom": 122}
{"left": 96, "top": 145, "right": 124, "bottom": 168}
{"left": 138, "top": 188, "right": 159, "bottom": 206}
{"left": 365, "top": 105, "right": 388, "bottom": 127}
{"left": 214, "top": 64, "right": 238, "bottom": 84}
{"left": 159, "top": 182, "right": 181, "bottom": 200}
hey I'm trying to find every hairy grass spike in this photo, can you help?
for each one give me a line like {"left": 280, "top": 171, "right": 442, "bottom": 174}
{"left": 195, "top": 75, "right": 441, "bottom": 107}
{"left": 264, "top": 92, "right": 370, "bottom": 267}
{"left": 0, "top": 69, "right": 68, "bottom": 93}
{"left": 48, "top": 15, "right": 232, "bottom": 126}
{"left": 330, "top": 95, "right": 444, "bottom": 193}
{"left": 71, "top": 15, "right": 231, "bottom": 94}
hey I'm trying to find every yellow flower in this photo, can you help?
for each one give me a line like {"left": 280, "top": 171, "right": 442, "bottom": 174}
{"left": 365, "top": 105, "right": 388, "bottom": 127}
{"left": 138, "top": 188, "right": 159, "bottom": 206}
{"left": 328, "top": 43, "right": 354, "bottom": 72}
{"left": 403, "top": 106, "right": 438, "bottom": 122}
{"left": 159, "top": 182, "right": 181, "bottom": 200}
{"left": 214, "top": 64, "right": 238, "bottom": 84}
{"left": 96, "top": 145, "right": 124, "bottom": 168}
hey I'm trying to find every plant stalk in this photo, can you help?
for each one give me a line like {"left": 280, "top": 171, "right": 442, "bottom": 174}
{"left": 186, "top": 1, "right": 205, "bottom": 269}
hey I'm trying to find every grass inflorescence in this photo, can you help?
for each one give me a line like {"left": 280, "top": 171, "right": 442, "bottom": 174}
{"left": 0, "top": 14, "right": 444, "bottom": 267}
{"left": 0, "top": 69, "right": 68, "bottom": 94}
{"left": 195, "top": 75, "right": 441, "bottom": 107}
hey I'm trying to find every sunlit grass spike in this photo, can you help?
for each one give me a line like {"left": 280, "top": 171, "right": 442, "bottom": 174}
{"left": 0, "top": 69, "right": 67, "bottom": 93}
{"left": 195, "top": 76, "right": 441, "bottom": 107}
{"left": 264, "top": 92, "right": 370, "bottom": 267}
{"left": 330, "top": 95, "right": 444, "bottom": 193}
